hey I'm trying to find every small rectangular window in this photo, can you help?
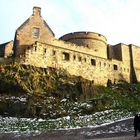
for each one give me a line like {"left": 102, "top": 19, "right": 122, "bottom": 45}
{"left": 84, "top": 58, "right": 86, "bottom": 62}
{"left": 52, "top": 50, "right": 56, "bottom": 56}
{"left": 73, "top": 55, "right": 76, "bottom": 60}
{"left": 33, "top": 27, "right": 40, "bottom": 38}
{"left": 78, "top": 56, "right": 82, "bottom": 62}
{"left": 113, "top": 64, "right": 118, "bottom": 70}
{"left": 91, "top": 59, "right": 96, "bottom": 66}
{"left": 35, "top": 46, "right": 37, "bottom": 51}
{"left": 43, "top": 48, "right": 47, "bottom": 54}
{"left": 63, "top": 52, "right": 70, "bottom": 61}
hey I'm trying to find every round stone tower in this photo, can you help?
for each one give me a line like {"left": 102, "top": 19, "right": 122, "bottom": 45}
{"left": 59, "top": 32, "right": 108, "bottom": 58}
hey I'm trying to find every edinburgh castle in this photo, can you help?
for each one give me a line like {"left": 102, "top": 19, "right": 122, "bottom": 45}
{"left": 0, "top": 7, "right": 140, "bottom": 86}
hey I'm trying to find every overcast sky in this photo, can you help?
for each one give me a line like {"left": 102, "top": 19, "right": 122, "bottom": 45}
{"left": 1, "top": 0, "right": 140, "bottom": 46}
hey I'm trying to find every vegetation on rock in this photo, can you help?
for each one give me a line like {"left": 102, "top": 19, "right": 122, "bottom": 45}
{"left": 0, "top": 63, "right": 140, "bottom": 118}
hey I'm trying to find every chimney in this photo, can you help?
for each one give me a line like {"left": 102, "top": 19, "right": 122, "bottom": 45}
{"left": 33, "top": 7, "right": 41, "bottom": 16}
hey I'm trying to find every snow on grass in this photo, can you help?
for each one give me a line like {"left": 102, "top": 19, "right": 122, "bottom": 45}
{"left": 0, "top": 109, "right": 133, "bottom": 133}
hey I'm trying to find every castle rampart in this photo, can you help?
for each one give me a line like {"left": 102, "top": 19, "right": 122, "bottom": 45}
{"left": 60, "top": 32, "right": 108, "bottom": 59}
{"left": 60, "top": 32, "right": 107, "bottom": 44}
{"left": 21, "top": 41, "right": 130, "bottom": 85}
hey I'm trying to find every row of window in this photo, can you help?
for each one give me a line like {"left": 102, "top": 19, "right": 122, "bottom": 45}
{"left": 31, "top": 46, "right": 129, "bottom": 73}
{"left": 61, "top": 52, "right": 129, "bottom": 72}
{"left": 62, "top": 52, "right": 96, "bottom": 65}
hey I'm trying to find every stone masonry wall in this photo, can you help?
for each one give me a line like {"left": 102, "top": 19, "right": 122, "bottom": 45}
{"left": 60, "top": 32, "right": 108, "bottom": 59}
{"left": 131, "top": 44, "right": 140, "bottom": 82}
{"left": 4, "top": 41, "right": 13, "bottom": 58}
{"left": 21, "top": 41, "right": 130, "bottom": 85}
{"left": 14, "top": 7, "right": 54, "bottom": 57}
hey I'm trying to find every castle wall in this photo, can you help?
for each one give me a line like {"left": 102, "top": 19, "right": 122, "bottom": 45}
{"left": 4, "top": 41, "right": 13, "bottom": 58}
{"left": 0, "top": 41, "right": 13, "bottom": 58}
{"left": 108, "top": 43, "right": 131, "bottom": 63}
{"left": 130, "top": 44, "right": 140, "bottom": 82}
{"left": 60, "top": 32, "right": 108, "bottom": 59}
{"left": 108, "top": 44, "right": 122, "bottom": 60}
{"left": 120, "top": 44, "right": 131, "bottom": 63}
{"left": 20, "top": 41, "right": 131, "bottom": 85}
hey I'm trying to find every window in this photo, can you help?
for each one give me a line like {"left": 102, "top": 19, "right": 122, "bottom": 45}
{"left": 78, "top": 56, "right": 82, "bottom": 62}
{"left": 43, "top": 48, "right": 47, "bottom": 54}
{"left": 73, "top": 55, "right": 76, "bottom": 60}
{"left": 91, "top": 59, "right": 96, "bottom": 66}
{"left": 63, "top": 52, "right": 70, "bottom": 61}
{"left": 33, "top": 27, "right": 40, "bottom": 38}
{"left": 52, "top": 50, "right": 56, "bottom": 56}
{"left": 84, "top": 58, "right": 86, "bottom": 62}
{"left": 43, "top": 48, "right": 47, "bottom": 58}
{"left": 113, "top": 64, "right": 118, "bottom": 70}
{"left": 34, "top": 46, "right": 37, "bottom": 51}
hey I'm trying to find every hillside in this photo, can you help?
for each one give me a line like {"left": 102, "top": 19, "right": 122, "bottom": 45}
{"left": 0, "top": 63, "right": 140, "bottom": 119}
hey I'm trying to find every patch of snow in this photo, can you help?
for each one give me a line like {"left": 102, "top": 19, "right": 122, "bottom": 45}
{"left": 61, "top": 98, "right": 67, "bottom": 102}
{"left": 18, "top": 97, "right": 27, "bottom": 102}
{"left": 0, "top": 109, "right": 134, "bottom": 133}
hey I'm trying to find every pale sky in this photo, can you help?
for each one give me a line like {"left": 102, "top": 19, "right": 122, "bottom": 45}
{"left": 1, "top": 0, "right": 140, "bottom": 46}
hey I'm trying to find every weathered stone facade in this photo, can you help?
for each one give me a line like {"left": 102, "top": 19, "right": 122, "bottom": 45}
{"left": 21, "top": 41, "right": 130, "bottom": 85}
{"left": 1, "top": 6, "right": 140, "bottom": 85}
{"left": 13, "top": 7, "right": 54, "bottom": 57}
{"left": 0, "top": 40, "right": 13, "bottom": 58}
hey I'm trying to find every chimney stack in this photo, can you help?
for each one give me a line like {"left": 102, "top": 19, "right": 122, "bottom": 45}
{"left": 33, "top": 7, "right": 41, "bottom": 16}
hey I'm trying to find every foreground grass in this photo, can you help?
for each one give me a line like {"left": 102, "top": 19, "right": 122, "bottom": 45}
{"left": 0, "top": 109, "right": 133, "bottom": 133}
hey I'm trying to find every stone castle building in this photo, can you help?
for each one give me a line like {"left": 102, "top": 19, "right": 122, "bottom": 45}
{"left": 0, "top": 7, "right": 140, "bottom": 85}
